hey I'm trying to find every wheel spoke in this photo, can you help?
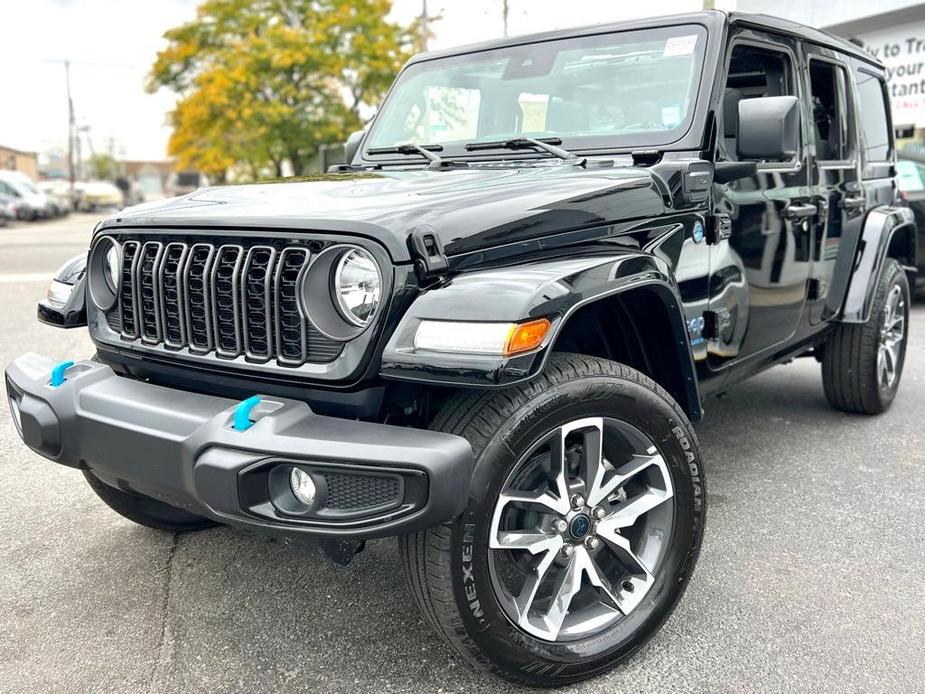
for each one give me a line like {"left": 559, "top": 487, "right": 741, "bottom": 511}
{"left": 538, "top": 548, "right": 585, "bottom": 640}
{"left": 560, "top": 418, "right": 605, "bottom": 502}
{"left": 588, "top": 451, "right": 665, "bottom": 508}
{"left": 583, "top": 553, "right": 623, "bottom": 610}
{"left": 595, "top": 530, "right": 655, "bottom": 614}
{"left": 878, "top": 347, "right": 889, "bottom": 386}
{"left": 513, "top": 537, "right": 563, "bottom": 624}
{"left": 597, "top": 484, "right": 673, "bottom": 531}
{"left": 493, "top": 530, "right": 557, "bottom": 553}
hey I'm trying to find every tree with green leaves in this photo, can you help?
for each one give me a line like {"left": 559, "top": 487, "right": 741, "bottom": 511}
{"left": 148, "top": 0, "right": 419, "bottom": 181}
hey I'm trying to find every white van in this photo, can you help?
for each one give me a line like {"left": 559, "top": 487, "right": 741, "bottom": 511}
{"left": 0, "top": 171, "right": 51, "bottom": 221}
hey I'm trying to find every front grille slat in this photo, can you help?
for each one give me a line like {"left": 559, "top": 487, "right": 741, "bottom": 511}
{"left": 211, "top": 245, "right": 244, "bottom": 358}
{"left": 106, "top": 238, "right": 345, "bottom": 369}
{"left": 119, "top": 241, "right": 140, "bottom": 339}
{"left": 242, "top": 246, "right": 277, "bottom": 362}
{"left": 275, "top": 248, "right": 310, "bottom": 365}
{"left": 136, "top": 242, "right": 164, "bottom": 344}
{"left": 160, "top": 243, "right": 189, "bottom": 348}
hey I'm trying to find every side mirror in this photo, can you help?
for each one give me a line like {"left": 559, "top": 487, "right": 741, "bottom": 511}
{"left": 344, "top": 130, "right": 366, "bottom": 165}
{"left": 737, "top": 96, "right": 800, "bottom": 162}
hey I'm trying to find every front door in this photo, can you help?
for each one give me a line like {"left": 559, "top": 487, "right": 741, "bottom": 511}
{"left": 708, "top": 35, "right": 813, "bottom": 369}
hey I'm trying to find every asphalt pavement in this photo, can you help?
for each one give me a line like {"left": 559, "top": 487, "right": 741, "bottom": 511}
{"left": 0, "top": 214, "right": 923, "bottom": 693}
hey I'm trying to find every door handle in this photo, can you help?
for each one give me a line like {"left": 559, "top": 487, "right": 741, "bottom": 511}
{"left": 784, "top": 203, "right": 817, "bottom": 219}
{"left": 841, "top": 196, "right": 866, "bottom": 211}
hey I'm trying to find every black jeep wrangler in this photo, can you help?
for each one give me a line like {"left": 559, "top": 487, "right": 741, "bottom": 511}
{"left": 5, "top": 10, "right": 915, "bottom": 688}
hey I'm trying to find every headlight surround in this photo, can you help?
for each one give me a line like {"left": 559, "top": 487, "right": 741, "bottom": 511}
{"left": 87, "top": 236, "right": 122, "bottom": 311}
{"left": 297, "top": 244, "right": 385, "bottom": 342}
{"left": 333, "top": 248, "right": 381, "bottom": 327}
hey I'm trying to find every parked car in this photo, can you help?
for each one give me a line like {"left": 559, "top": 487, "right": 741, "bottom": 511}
{"left": 5, "top": 11, "right": 915, "bottom": 688}
{"left": 0, "top": 193, "right": 18, "bottom": 226}
{"left": 0, "top": 170, "right": 50, "bottom": 220}
{"left": 896, "top": 150, "right": 925, "bottom": 290}
{"left": 38, "top": 180, "right": 73, "bottom": 217}
{"left": 75, "top": 180, "right": 123, "bottom": 212}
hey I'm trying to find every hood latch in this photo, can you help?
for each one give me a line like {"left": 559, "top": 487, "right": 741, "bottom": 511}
{"left": 409, "top": 225, "right": 449, "bottom": 284}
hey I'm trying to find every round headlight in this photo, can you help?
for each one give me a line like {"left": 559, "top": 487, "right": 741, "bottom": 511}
{"left": 104, "top": 245, "right": 120, "bottom": 292}
{"left": 87, "top": 236, "right": 122, "bottom": 311}
{"left": 333, "top": 248, "right": 381, "bottom": 326}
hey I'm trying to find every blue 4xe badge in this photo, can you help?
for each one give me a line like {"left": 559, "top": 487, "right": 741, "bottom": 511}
{"left": 692, "top": 221, "right": 705, "bottom": 243}
{"left": 687, "top": 314, "right": 706, "bottom": 345}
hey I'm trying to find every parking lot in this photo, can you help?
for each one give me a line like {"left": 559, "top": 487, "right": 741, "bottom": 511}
{"left": 0, "top": 213, "right": 922, "bottom": 693}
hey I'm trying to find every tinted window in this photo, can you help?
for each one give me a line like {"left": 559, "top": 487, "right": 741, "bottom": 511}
{"left": 808, "top": 60, "right": 848, "bottom": 161}
{"left": 721, "top": 44, "right": 796, "bottom": 162}
{"left": 856, "top": 70, "right": 891, "bottom": 162}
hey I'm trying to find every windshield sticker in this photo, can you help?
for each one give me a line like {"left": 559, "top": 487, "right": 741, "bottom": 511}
{"left": 661, "top": 105, "right": 682, "bottom": 127}
{"left": 663, "top": 35, "right": 697, "bottom": 57}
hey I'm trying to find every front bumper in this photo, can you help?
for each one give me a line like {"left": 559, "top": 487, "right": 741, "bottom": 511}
{"left": 5, "top": 354, "right": 473, "bottom": 540}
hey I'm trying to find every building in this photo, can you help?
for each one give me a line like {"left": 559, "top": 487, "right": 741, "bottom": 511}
{"left": 122, "top": 160, "right": 175, "bottom": 200}
{"left": 737, "top": 0, "right": 925, "bottom": 148}
{"left": 0, "top": 144, "right": 40, "bottom": 181}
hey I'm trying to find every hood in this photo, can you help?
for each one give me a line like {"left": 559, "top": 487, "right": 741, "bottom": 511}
{"left": 101, "top": 163, "right": 666, "bottom": 262}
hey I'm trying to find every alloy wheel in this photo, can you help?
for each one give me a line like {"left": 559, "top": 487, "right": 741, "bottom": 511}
{"left": 878, "top": 284, "right": 905, "bottom": 389}
{"left": 487, "top": 417, "right": 675, "bottom": 642}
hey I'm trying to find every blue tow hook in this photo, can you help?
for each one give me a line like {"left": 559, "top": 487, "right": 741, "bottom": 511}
{"left": 233, "top": 395, "right": 262, "bottom": 431}
{"left": 49, "top": 361, "right": 75, "bottom": 388}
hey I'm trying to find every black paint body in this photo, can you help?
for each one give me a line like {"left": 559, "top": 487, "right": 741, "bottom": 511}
{"left": 46, "top": 12, "right": 916, "bottom": 423}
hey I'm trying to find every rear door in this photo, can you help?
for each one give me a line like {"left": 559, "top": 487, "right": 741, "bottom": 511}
{"left": 801, "top": 47, "right": 864, "bottom": 325}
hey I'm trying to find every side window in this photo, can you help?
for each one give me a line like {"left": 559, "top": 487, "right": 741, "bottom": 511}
{"left": 855, "top": 70, "right": 892, "bottom": 163}
{"left": 721, "top": 44, "right": 798, "bottom": 164}
{"left": 808, "top": 60, "right": 850, "bottom": 162}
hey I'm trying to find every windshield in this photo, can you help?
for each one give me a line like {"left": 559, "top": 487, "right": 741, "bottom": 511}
{"left": 365, "top": 24, "right": 707, "bottom": 159}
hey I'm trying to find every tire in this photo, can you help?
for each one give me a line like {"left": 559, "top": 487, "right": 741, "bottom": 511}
{"left": 822, "top": 259, "right": 910, "bottom": 415}
{"left": 399, "top": 354, "right": 706, "bottom": 687}
{"left": 82, "top": 469, "right": 219, "bottom": 532}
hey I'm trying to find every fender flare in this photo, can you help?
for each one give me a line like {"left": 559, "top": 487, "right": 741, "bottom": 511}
{"left": 839, "top": 205, "right": 916, "bottom": 324}
{"left": 380, "top": 251, "right": 701, "bottom": 420}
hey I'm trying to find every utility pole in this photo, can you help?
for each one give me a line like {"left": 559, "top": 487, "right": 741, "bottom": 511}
{"left": 65, "top": 61, "right": 76, "bottom": 186}
{"left": 502, "top": 0, "right": 509, "bottom": 38}
{"left": 419, "top": 0, "right": 431, "bottom": 52}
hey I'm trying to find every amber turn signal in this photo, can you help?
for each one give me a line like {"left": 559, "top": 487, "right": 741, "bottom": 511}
{"left": 504, "top": 318, "right": 552, "bottom": 356}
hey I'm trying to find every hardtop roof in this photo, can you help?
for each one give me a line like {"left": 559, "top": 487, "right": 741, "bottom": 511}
{"left": 405, "top": 10, "right": 883, "bottom": 70}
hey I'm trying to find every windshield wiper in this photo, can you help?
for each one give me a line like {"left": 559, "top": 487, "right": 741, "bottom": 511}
{"left": 464, "top": 137, "right": 580, "bottom": 161}
{"left": 366, "top": 143, "right": 466, "bottom": 169}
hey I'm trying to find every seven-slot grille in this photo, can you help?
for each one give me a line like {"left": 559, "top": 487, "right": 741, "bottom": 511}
{"left": 105, "top": 239, "right": 342, "bottom": 366}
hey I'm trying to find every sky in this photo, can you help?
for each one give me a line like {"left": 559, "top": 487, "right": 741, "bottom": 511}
{"left": 0, "top": 0, "right": 730, "bottom": 163}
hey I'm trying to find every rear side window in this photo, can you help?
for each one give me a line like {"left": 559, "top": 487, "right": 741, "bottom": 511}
{"left": 855, "top": 70, "right": 891, "bottom": 162}
{"left": 808, "top": 60, "right": 849, "bottom": 162}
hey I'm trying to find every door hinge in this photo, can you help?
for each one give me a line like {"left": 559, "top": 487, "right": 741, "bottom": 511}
{"left": 807, "top": 278, "right": 828, "bottom": 301}
{"left": 706, "top": 214, "right": 732, "bottom": 244}
{"left": 408, "top": 225, "right": 449, "bottom": 284}
{"left": 702, "top": 309, "right": 731, "bottom": 341}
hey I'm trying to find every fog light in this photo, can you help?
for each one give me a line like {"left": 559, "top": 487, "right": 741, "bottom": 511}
{"left": 289, "top": 467, "right": 317, "bottom": 507}
{"left": 9, "top": 396, "right": 23, "bottom": 437}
